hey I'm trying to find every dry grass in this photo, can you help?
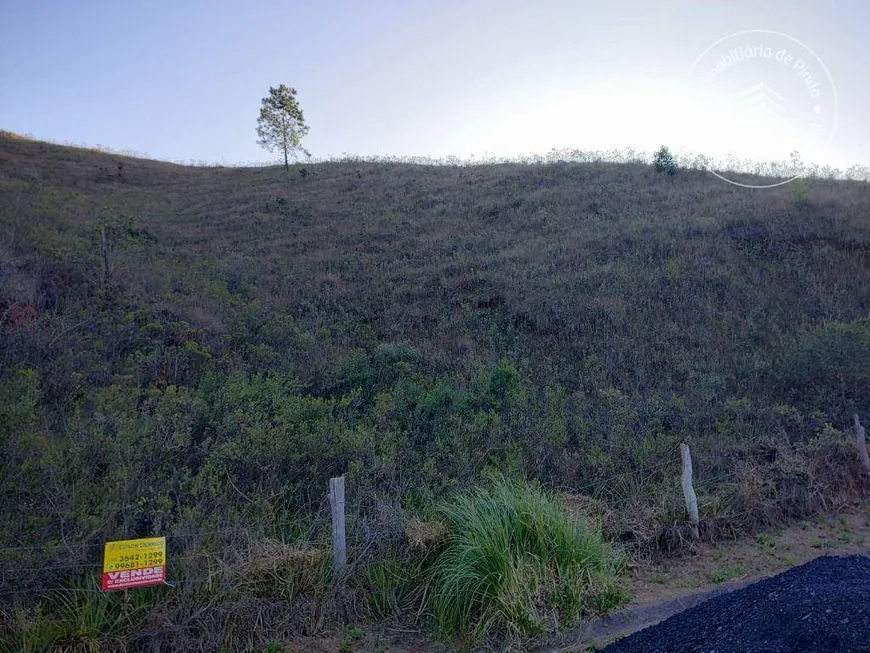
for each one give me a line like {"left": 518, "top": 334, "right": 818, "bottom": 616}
{"left": 404, "top": 519, "right": 448, "bottom": 551}
{"left": 245, "top": 538, "right": 329, "bottom": 573}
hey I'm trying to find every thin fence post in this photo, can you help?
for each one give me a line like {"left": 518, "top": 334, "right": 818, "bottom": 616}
{"left": 680, "top": 443, "right": 699, "bottom": 539}
{"left": 329, "top": 476, "right": 347, "bottom": 573}
{"left": 100, "top": 226, "right": 111, "bottom": 286}
{"left": 853, "top": 415, "right": 870, "bottom": 477}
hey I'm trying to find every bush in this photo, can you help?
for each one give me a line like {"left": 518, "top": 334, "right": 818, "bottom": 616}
{"left": 653, "top": 145, "right": 677, "bottom": 175}
{"left": 777, "top": 320, "right": 870, "bottom": 410}
{"left": 792, "top": 180, "right": 811, "bottom": 207}
{"left": 430, "top": 476, "right": 629, "bottom": 642}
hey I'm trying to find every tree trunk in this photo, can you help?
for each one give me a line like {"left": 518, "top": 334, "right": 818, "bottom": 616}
{"left": 283, "top": 146, "right": 289, "bottom": 170}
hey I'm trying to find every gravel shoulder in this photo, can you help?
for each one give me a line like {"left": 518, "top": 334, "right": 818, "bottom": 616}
{"left": 542, "top": 502, "right": 870, "bottom": 652}
{"left": 599, "top": 555, "right": 870, "bottom": 653}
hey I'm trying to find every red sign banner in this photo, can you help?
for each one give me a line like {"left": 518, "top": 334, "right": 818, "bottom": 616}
{"left": 102, "top": 565, "right": 165, "bottom": 591}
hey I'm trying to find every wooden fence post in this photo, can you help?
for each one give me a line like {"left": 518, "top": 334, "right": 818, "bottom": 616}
{"left": 680, "top": 443, "right": 699, "bottom": 539}
{"left": 100, "top": 226, "right": 111, "bottom": 286}
{"left": 853, "top": 415, "right": 870, "bottom": 477}
{"left": 329, "top": 476, "right": 347, "bottom": 573}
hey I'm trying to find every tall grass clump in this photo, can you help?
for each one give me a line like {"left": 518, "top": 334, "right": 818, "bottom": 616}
{"left": 430, "top": 476, "right": 630, "bottom": 643}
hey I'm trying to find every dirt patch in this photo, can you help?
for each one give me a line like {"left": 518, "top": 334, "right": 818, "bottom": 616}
{"left": 631, "top": 503, "right": 870, "bottom": 606}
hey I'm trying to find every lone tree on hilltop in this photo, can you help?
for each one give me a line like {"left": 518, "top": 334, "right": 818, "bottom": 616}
{"left": 256, "top": 85, "right": 310, "bottom": 169}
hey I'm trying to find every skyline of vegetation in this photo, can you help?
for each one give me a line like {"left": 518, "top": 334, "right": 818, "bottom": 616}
{"left": 2, "top": 129, "right": 869, "bottom": 183}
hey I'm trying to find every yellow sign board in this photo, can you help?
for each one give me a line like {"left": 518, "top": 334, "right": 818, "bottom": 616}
{"left": 102, "top": 537, "right": 166, "bottom": 591}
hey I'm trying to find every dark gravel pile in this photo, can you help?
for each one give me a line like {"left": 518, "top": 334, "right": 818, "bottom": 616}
{"left": 603, "top": 555, "right": 870, "bottom": 653}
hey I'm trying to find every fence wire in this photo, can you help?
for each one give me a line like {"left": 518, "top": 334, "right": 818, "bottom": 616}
{"left": 1, "top": 441, "right": 861, "bottom": 600}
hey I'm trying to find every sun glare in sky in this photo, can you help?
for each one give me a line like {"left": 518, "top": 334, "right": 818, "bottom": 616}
{"left": 445, "top": 77, "right": 846, "bottom": 169}
{"left": 438, "top": 22, "right": 855, "bottom": 171}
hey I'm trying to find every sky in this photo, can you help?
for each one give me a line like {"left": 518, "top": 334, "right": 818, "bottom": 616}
{"left": 1, "top": 0, "right": 868, "bottom": 169}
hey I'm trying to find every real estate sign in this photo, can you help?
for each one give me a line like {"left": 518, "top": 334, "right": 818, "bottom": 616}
{"left": 102, "top": 536, "right": 166, "bottom": 591}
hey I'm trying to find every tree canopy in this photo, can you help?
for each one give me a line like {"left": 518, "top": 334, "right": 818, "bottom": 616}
{"left": 256, "top": 84, "right": 309, "bottom": 169}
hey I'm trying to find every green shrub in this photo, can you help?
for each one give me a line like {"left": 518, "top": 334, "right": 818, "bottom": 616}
{"left": 792, "top": 180, "right": 811, "bottom": 207}
{"left": 0, "top": 368, "right": 40, "bottom": 446}
{"left": 430, "top": 476, "right": 629, "bottom": 642}
{"left": 779, "top": 320, "right": 870, "bottom": 393}
{"left": 653, "top": 146, "right": 677, "bottom": 175}
{"left": 488, "top": 358, "right": 525, "bottom": 410}
{"left": 6, "top": 584, "right": 155, "bottom": 653}
{"left": 194, "top": 372, "right": 358, "bottom": 509}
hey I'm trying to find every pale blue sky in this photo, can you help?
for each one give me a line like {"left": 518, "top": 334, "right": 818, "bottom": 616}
{"left": 1, "top": 0, "right": 868, "bottom": 167}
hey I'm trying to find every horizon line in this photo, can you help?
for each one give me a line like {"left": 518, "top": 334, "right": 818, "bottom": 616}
{"left": 2, "top": 130, "right": 868, "bottom": 182}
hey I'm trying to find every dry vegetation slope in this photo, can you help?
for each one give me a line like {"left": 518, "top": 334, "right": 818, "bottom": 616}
{"left": 2, "top": 132, "right": 870, "bottom": 647}
{"left": 3, "top": 130, "right": 870, "bottom": 526}
{"left": 5, "top": 134, "right": 870, "bottom": 380}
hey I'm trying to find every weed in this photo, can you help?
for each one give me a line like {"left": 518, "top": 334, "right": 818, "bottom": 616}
{"left": 756, "top": 533, "right": 775, "bottom": 548}
{"left": 339, "top": 626, "right": 364, "bottom": 652}
{"left": 792, "top": 181, "right": 810, "bottom": 207}
{"left": 264, "top": 643, "right": 286, "bottom": 653}
{"left": 811, "top": 539, "right": 836, "bottom": 549}
{"left": 6, "top": 585, "right": 153, "bottom": 653}
{"left": 710, "top": 566, "right": 744, "bottom": 584}
{"left": 364, "top": 557, "right": 421, "bottom": 618}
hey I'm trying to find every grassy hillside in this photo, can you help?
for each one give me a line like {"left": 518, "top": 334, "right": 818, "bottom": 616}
{"left": 2, "top": 132, "right": 870, "bottom": 650}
